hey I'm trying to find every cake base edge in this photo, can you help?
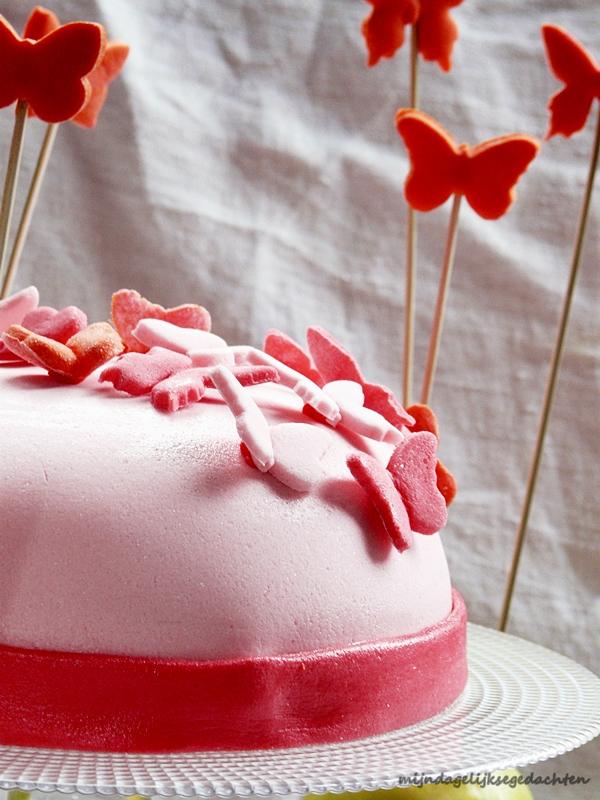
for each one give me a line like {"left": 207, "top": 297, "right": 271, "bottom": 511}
{"left": 0, "top": 590, "right": 467, "bottom": 752}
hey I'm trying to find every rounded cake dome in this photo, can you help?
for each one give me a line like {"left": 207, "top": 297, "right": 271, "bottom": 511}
{"left": 0, "top": 288, "right": 467, "bottom": 752}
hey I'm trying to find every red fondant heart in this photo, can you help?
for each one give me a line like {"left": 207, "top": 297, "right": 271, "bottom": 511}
{"left": 2, "top": 322, "right": 124, "bottom": 383}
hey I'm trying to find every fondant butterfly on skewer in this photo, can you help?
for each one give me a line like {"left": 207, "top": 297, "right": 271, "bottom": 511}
{"left": 395, "top": 109, "right": 540, "bottom": 219}
{"left": 542, "top": 24, "right": 600, "bottom": 139}
{"left": 0, "top": 14, "right": 105, "bottom": 122}
{"left": 22, "top": 6, "right": 129, "bottom": 129}
{"left": 362, "top": 0, "right": 463, "bottom": 71}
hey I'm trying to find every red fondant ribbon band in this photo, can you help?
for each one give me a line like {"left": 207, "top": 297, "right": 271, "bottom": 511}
{"left": 0, "top": 591, "right": 467, "bottom": 752}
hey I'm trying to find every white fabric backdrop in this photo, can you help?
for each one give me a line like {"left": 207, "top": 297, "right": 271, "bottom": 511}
{"left": 1, "top": 0, "right": 598, "bottom": 795}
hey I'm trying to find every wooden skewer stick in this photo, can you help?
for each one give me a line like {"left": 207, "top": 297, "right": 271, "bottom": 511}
{"left": 1, "top": 123, "right": 59, "bottom": 300}
{"left": 499, "top": 105, "right": 600, "bottom": 633}
{"left": 420, "top": 192, "right": 462, "bottom": 405}
{"left": 402, "top": 24, "right": 420, "bottom": 408}
{"left": 0, "top": 100, "right": 28, "bottom": 297}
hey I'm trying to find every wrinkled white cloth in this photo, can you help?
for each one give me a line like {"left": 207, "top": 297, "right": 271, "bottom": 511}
{"left": 1, "top": 0, "right": 598, "bottom": 795}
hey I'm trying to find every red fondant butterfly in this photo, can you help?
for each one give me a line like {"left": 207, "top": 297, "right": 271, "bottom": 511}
{"left": 23, "top": 6, "right": 129, "bottom": 129}
{"left": 362, "top": 0, "right": 463, "bottom": 71}
{"left": 395, "top": 109, "right": 540, "bottom": 220}
{"left": 0, "top": 13, "right": 105, "bottom": 123}
{"left": 362, "top": 0, "right": 418, "bottom": 68}
{"left": 542, "top": 24, "right": 600, "bottom": 139}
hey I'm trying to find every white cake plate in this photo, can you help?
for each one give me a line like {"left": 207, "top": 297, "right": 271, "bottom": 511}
{"left": 0, "top": 624, "right": 599, "bottom": 797}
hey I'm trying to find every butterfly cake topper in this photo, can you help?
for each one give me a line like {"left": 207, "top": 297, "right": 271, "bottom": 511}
{"left": 0, "top": 13, "right": 105, "bottom": 123}
{"left": 23, "top": 6, "right": 129, "bottom": 128}
{"left": 542, "top": 24, "right": 600, "bottom": 139}
{"left": 395, "top": 109, "right": 540, "bottom": 219}
{"left": 0, "top": 6, "right": 129, "bottom": 301}
{"left": 362, "top": 0, "right": 463, "bottom": 71}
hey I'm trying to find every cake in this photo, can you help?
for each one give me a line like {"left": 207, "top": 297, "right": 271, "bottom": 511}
{"left": 0, "top": 285, "right": 467, "bottom": 752}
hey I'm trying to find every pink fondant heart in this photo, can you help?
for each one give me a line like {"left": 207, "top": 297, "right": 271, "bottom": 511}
{"left": 387, "top": 432, "right": 448, "bottom": 535}
{"left": 0, "top": 286, "right": 39, "bottom": 332}
{"left": 363, "top": 382, "right": 415, "bottom": 428}
{"left": 264, "top": 329, "right": 323, "bottom": 386}
{"left": 268, "top": 422, "right": 336, "bottom": 492}
{"left": 306, "top": 326, "right": 413, "bottom": 430}
{"left": 100, "top": 347, "right": 192, "bottom": 396}
{"left": 347, "top": 452, "right": 413, "bottom": 552}
{"left": 112, "top": 289, "right": 211, "bottom": 353}
{"left": 22, "top": 305, "right": 87, "bottom": 344}
{"left": 306, "top": 326, "right": 364, "bottom": 384}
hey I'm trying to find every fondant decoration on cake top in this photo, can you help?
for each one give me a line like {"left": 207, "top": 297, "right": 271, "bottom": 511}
{"left": 1, "top": 301, "right": 87, "bottom": 362}
{"left": 405, "top": 402, "right": 457, "bottom": 505}
{"left": 387, "top": 431, "right": 448, "bottom": 534}
{"left": 22, "top": 304, "right": 87, "bottom": 343}
{"left": 0, "top": 14, "right": 105, "bottom": 122}
{"left": 2, "top": 320, "right": 123, "bottom": 382}
{"left": 210, "top": 364, "right": 275, "bottom": 472}
{"left": 406, "top": 401, "right": 440, "bottom": 438}
{"left": 264, "top": 328, "right": 323, "bottom": 385}
{"left": 151, "top": 367, "right": 209, "bottom": 412}
{"left": 150, "top": 364, "right": 279, "bottom": 412}
{"left": 112, "top": 289, "right": 211, "bottom": 352}
{"left": 269, "top": 422, "right": 338, "bottom": 492}
{"left": 132, "top": 318, "right": 227, "bottom": 354}
{"left": 0, "top": 284, "right": 38, "bottom": 333}
{"left": 2, "top": 286, "right": 455, "bottom": 547}
{"left": 395, "top": 109, "right": 540, "bottom": 219}
{"left": 23, "top": 5, "right": 129, "bottom": 128}
{"left": 542, "top": 24, "right": 600, "bottom": 139}
{"left": 306, "top": 326, "right": 415, "bottom": 427}
{"left": 99, "top": 347, "right": 193, "bottom": 396}
{"left": 232, "top": 345, "right": 341, "bottom": 424}
{"left": 348, "top": 451, "right": 413, "bottom": 551}
{"left": 362, "top": 0, "right": 463, "bottom": 71}
{"left": 324, "top": 379, "right": 404, "bottom": 444}
{"left": 0, "top": 284, "right": 39, "bottom": 359}
{"left": 435, "top": 459, "right": 457, "bottom": 506}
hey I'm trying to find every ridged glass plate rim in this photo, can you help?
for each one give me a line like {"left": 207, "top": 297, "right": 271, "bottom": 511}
{"left": 0, "top": 624, "right": 599, "bottom": 797}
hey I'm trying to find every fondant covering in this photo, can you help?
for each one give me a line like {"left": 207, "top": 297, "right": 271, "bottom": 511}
{"left": 0, "top": 364, "right": 453, "bottom": 661}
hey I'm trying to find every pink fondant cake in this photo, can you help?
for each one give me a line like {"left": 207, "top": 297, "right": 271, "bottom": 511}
{"left": 0, "top": 287, "right": 467, "bottom": 752}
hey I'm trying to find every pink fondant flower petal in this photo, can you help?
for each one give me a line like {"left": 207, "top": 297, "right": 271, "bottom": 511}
{"left": 99, "top": 346, "right": 191, "bottom": 396}
{"left": 306, "top": 326, "right": 365, "bottom": 384}
{"left": 347, "top": 452, "right": 413, "bottom": 552}
{"left": 0, "top": 286, "right": 39, "bottom": 332}
{"left": 363, "top": 381, "right": 415, "bottom": 428}
{"left": 387, "top": 432, "right": 448, "bottom": 535}
{"left": 264, "top": 329, "right": 323, "bottom": 386}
